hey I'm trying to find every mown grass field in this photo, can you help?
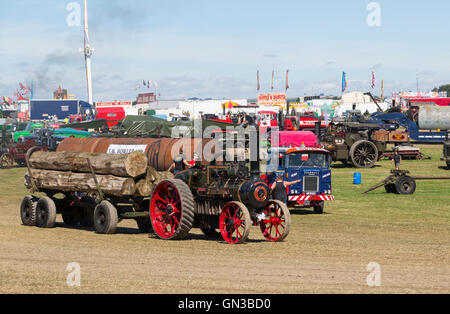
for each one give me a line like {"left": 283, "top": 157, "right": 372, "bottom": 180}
{"left": 0, "top": 145, "right": 449, "bottom": 294}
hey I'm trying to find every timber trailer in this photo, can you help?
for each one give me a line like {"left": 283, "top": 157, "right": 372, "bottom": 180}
{"left": 20, "top": 133, "right": 291, "bottom": 244}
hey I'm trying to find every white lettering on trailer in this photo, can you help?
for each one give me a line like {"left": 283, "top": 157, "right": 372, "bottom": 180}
{"left": 106, "top": 145, "right": 148, "bottom": 155}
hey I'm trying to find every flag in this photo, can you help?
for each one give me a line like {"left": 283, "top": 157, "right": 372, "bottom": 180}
{"left": 381, "top": 79, "right": 384, "bottom": 100}
{"left": 154, "top": 81, "right": 159, "bottom": 90}
{"left": 341, "top": 72, "right": 347, "bottom": 93}
{"left": 143, "top": 80, "right": 147, "bottom": 87}
{"left": 257, "top": 71, "right": 260, "bottom": 92}
{"left": 135, "top": 84, "right": 141, "bottom": 91}
{"left": 147, "top": 81, "right": 151, "bottom": 89}
{"left": 271, "top": 70, "right": 274, "bottom": 92}
{"left": 286, "top": 70, "right": 290, "bottom": 91}
{"left": 371, "top": 71, "right": 375, "bottom": 89}
{"left": 3, "top": 96, "right": 12, "bottom": 105}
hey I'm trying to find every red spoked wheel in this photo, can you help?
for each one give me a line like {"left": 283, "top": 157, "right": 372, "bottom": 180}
{"left": 150, "top": 179, "right": 194, "bottom": 240}
{"left": 260, "top": 200, "right": 291, "bottom": 242}
{"left": 219, "top": 202, "right": 251, "bottom": 244}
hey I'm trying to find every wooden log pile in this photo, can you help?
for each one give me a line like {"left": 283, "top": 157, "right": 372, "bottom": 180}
{"left": 25, "top": 151, "right": 174, "bottom": 198}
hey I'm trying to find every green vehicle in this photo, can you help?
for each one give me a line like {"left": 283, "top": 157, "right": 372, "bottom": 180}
{"left": 13, "top": 122, "right": 45, "bottom": 142}
{"left": 12, "top": 122, "right": 92, "bottom": 142}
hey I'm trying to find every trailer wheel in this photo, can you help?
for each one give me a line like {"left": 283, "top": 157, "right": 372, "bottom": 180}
{"left": 385, "top": 184, "right": 396, "bottom": 194}
{"left": 79, "top": 196, "right": 96, "bottom": 227}
{"left": 20, "top": 196, "right": 37, "bottom": 226}
{"left": 395, "top": 176, "right": 416, "bottom": 195}
{"left": 313, "top": 201, "right": 325, "bottom": 214}
{"left": 36, "top": 197, "right": 57, "bottom": 228}
{"left": 201, "top": 228, "right": 222, "bottom": 239}
{"left": 136, "top": 217, "right": 154, "bottom": 234}
{"left": 94, "top": 201, "right": 118, "bottom": 234}
{"left": 150, "top": 179, "right": 194, "bottom": 240}
{"left": 62, "top": 209, "right": 80, "bottom": 226}
{"left": 350, "top": 140, "right": 378, "bottom": 168}
{"left": 260, "top": 200, "right": 291, "bottom": 242}
{"left": 219, "top": 202, "right": 251, "bottom": 244}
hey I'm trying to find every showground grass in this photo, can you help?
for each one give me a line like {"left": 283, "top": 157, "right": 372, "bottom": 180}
{"left": 0, "top": 144, "right": 448, "bottom": 294}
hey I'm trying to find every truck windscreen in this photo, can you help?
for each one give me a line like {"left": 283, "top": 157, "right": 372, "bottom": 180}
{"left": 288, "top": 152, "right": 329, "bottom": 168}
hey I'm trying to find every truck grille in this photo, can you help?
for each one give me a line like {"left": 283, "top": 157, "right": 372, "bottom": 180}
{"left": 304, "top": 176, "right": 319, "bottom": 194}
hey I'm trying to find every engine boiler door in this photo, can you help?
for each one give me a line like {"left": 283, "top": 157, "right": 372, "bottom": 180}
{"left": 253, "top": 183, "right": 269, "bottom": 203}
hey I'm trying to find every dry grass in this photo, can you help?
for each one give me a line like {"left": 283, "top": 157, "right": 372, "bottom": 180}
{"left": 0, "top": 145, "right": 449, "bottom": 294}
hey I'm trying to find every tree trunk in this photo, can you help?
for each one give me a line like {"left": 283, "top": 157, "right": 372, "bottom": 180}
{"left": 135, "top": 180, "right": 155, "bottom": 197}
{"left": 25, "top": 169, "right": 136, "bottom": 197}
{"left": 29, "top": 151, "right": 148, "bottom": 178}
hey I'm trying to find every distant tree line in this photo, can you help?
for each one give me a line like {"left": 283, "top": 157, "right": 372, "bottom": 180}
{"left": 432, "top": 84, "right": 450, "bottom": 95}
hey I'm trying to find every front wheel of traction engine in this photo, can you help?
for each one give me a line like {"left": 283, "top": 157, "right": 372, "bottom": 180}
{"left": 150, "top": 179, "right": 195, "bottom": 240}
{"left": 36, "top": 197, "right": 57, "bottom": 228}
{"left": 259, "top": 200, "right": 291, "bottom": 242}
{"left": 94, "top": 201, "right": 118, "bottom": 234}
{"left": 219, "top": 202, "right": 251, "bottom": 244}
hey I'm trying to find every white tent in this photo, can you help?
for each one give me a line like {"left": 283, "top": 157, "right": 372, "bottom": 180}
{"left": 341, "top": 92, "right": 372, "bottom": 104}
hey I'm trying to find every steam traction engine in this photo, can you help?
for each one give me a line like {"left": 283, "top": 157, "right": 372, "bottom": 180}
{"left": 150, "top": 161, "right": 291, "bottom": 244}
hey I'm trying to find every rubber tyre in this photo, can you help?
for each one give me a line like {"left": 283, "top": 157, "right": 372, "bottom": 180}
{"left": 447, "top": 162, "right": 450, "bottom": 170}
{"left": 36, "top": 197, "right": 57, "bottom": 228}
{"left": 80, "top": 208, "right": 95, "bottom": 227}
{"left": 385, "top": 184, "right": 396, "bottom": 194}
{"left": 94, "top": 201, "right": 118, "bottom": 234}
{"left": 150, "top": 179, "right": 195, "bottom": 240}
{"left": 20, "top": 196, "right": 37, "bottom": 226}
{"left": 136, "top": 217, "right": 154, "bottom": 234}
{"left": 201, "top": 228, "right": 222, "bottom": 239}
{"left": 350, "top": 140, "right": 379, "bottom": 169}
{"left": 395, "top": 176, "right": 417, "bottom": 195}
{"left": 62, "top": 209, "right": 80, "bottom": 226}
{"left": 79, "top": 196, "right": 96, "bottom": 227}
{"left": 313, "top": 201, "right": 325, "bottom": 214}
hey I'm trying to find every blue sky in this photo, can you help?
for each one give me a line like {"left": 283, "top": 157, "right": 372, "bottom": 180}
{"left": 1, "top": 0, "right": 449, "bottom": 102}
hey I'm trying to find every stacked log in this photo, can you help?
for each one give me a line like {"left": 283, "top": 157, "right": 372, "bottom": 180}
{"left": 29, "top": 151, "right": 147, "bottom": 178}
{"left": 26, "top": 151, "right": 156, "bottom": 197}
{"left": 25, "top": 170, "right": 136, "bottom": 197}
{"left": 134, "top": 167, "right": 174, "bottom": 197}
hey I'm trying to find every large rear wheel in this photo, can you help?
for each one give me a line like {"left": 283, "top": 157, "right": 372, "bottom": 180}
{"left": 219, "top": 202, "right": 251, "bottom": 244}
{"left": 260, "top": 200, "right": 291, "bottom": 242}
{"left": 150, "top": 179, "right": 194, "bottom": 240}
{"left": 350, "top": 140, "right": 378, "bottom": 168}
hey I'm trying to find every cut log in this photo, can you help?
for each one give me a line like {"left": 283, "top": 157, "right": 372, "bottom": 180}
{"left": 145, "top": 166, "right": 174, "bottom": 183}
{"left": 24, "top": 170, "right": 136, "bottom": 197}
{"left": 29, "top": 151, "right": 148, "bottom": 178}
{"left": 135, "top": 180, "right": 155, "bottom": 197}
